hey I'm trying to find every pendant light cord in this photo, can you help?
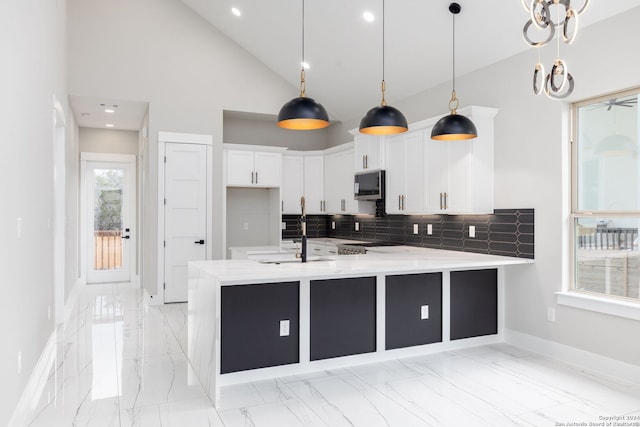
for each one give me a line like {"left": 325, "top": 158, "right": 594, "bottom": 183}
{"left": 380, "top": 0, "right": 387, "bottom": 106}
{"left": 299, "top": 0, "right": 306, "bottom": 96}
{"left": 449, "top": 6, "right": 459, "bottom": 113}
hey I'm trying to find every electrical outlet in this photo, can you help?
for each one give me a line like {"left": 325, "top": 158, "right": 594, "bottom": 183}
{"left": 547, "top": 307, "right": 556, "bottom": 322}
{"left": 243, "top": 222, "right": 249, "bottom": 231}
{"left": 413, "top": 224, "right": 419, "bottom": 235}
{"left": 469, "top": 225, "right": 476, "bottom": 238}
{"left": 281, "top": 222, "right": 286, "bottom": 230}
{"left": 427, "top": 224, "right": 433, "bottom": 235}
{"left": 355, "top": 222, "right": 359, "bottom": 231}
{"left": 17, "top": 217, "right": 23, "bottom": 239}
{"left": 17, "top": 350, "right": 22, "bottom": 374}
{"left": 279, "top": 320, "right": 290, "bottom": 336}
{"left": 420, "top": 305, "right": 429, "bottom": 320}
{"left": 331, "top": 221, "right": 336, "bottom": 230}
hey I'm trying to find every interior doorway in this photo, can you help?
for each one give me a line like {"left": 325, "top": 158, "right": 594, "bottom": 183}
{"left": 81, "top": 153, "right": 136, "bottom": 284}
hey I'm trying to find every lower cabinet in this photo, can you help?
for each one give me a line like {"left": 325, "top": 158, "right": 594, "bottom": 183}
{"left": 310, "top": 277, "right": 376, "bottom": 360}
{"left": 385, "top": 273, "right": 442, "bottom": 350}
{"left": 450, "top": 269, "right": 498, "bottom": 340}
{"left": 221, "top": 281, "right": 299, "bottom": 373}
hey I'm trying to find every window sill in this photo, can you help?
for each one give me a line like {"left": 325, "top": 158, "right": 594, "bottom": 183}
{"left": 556, "top": 291, "right": 640, "bottom": 321}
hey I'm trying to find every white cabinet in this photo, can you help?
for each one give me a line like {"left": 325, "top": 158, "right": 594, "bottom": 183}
{"left": 282, "top": 155, "right": 304, "bottom": 213}
{"left": 324, "top": 148, "right": 357, "bottom": 214}
{"left": 354, "top": 134, "right": 383, "bottom": 172}
{"left": 424, "top": 107, "right": 497, "bottom": 214}
{"left": 226, "top": 147, "right": 282, "bottom": 187}
{"left": 385, "top": 130, "right": 425, "bottom": 213}
{"left": 304, "top": 155, "right": 325, "bottom": 214}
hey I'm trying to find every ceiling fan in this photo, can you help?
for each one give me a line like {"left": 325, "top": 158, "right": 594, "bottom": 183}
{"left": 593, "top": 97, "right": 638, "bottom": 111}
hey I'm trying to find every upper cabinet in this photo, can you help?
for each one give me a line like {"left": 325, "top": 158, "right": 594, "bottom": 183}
{"left": 225, "top": 144, "right": 285, "bottom": 187}
{"left": 353, "top": 134, "right": 383, "bottom": 172}
{"left": 424, "top": 107, "right": 498, "bottom": 214}
{"left": 385, "top": 130, "right": 425, "bottom": 214}
{"left": 304, "top": 155, "right": 325, "bottom": 214}
{"left": 281, "top": 152, "right": 326, "bottom": 215}
{"left": 324, "top": 147, "right": 354, "bottom": 214}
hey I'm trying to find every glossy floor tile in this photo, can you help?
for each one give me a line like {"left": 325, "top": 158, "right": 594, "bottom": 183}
{"left": 24, "top": 284, "right": 640, "bottom": 426}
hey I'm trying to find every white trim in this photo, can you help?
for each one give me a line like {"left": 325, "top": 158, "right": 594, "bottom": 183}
{"left": 52, "top": 96, "right": 66, "bottom": 324}
{"left": 505, "top": 328, "right": 640, "bottom": 385}
{"left": 556, "top": 291, "right": 640, "bottom": 320}
{"left": 222, "top": 143, "right": 288, "bottom": 153}
{"left": 158, "top": 132, "right": 213, "bottom": 303}
{"left": 9, "top": 330, "right": 57, "bottom": 427}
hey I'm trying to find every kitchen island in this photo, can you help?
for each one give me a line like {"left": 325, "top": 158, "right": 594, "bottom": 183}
{"left": 188, "top": 247, "right": 532, "bottom": 407}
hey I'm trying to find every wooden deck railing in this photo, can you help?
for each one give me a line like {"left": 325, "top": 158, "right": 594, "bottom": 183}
{"left": 94, "top": 230, "right": 122, "bottom": 270}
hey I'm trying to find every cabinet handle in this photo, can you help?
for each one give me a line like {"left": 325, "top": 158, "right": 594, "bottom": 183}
{"left": 444, "top": 192, "right": 448, "bottom": 210}
{"left": 362, "top": 155, "right": 366, "bottom": 169}
{"left": 398, "top": 195, "right": 402, "bottom": 210}
{"left": 341, "top": 199, "right": 345, "bottom": 211}
{"left": 282, "top": 201, "right": 284, "bottom": 211}
{"left": 365, "top": 154, "right": 368, "bottom": 169}
{"left": 439, "top": 193, "right": 443, "bottom": 210}
{"left": 255, "top": 171, "right": 258, "bottom": 184}
{"left": 251, "top": 171, "right": 254, "bottom": 184}
{"left": 402, "top": 195, "right": 405, "bottom": 211}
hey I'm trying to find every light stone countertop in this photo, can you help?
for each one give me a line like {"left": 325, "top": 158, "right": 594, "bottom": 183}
{"left": 191, "top": 246, "right": 533, "bottom": 285}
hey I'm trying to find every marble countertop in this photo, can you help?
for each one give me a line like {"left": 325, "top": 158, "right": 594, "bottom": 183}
{"left": 191, "top": 246, "right": 533, "bottom": 285}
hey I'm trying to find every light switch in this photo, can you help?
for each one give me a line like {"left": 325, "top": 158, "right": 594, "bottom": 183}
{"left": 243, "top": 222, "right": 249, "bottom": 231}
{"left": 469, "top": 225, "right": 476, "bottom": 238}
{"left": 281, "top": 222, "right": 286, "bottom": 230}
{"left": 427, "top": 224, "right": 433, "bottom": 235}
{"left": 279, "top": 320, "right": 290, "bottom": 336}
{"left": 413, "top": 224, "right": 419, "bottom": 235}
{"left": 420, "top": 305, "right": 429, "bottom": 320}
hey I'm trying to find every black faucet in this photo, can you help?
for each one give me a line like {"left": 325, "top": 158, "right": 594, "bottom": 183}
{"left": 300, "top": 196, "right": 307, "bottom": 262}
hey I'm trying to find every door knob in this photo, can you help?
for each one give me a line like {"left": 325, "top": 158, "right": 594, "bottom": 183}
{"left": 194, "top": 239, "right": 205, "bottom": 244}
{"left": 121, "top": 235, "right": 130, "bottom": 239}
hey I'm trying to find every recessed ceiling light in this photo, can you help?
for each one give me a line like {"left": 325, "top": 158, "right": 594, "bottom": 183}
{"left": 105, "top": 124, "right": 114, "bottom": 128}
{"left": 363, "top": 11, "right": 375, "bottom": 22}
{"left": 231, "top": 7, "right": 241, "bottom": 17}
{"left": 301, "top": 61, "right": 310, "bottom": 69}
{"left": 104, "top": 109, "right": 115, "bottom": 113}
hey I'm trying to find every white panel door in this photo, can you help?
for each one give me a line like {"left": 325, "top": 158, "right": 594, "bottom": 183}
{"left": 165, "top": 143, "right": 207, "bottom": 303}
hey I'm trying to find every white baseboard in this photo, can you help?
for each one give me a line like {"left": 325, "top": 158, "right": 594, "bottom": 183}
{"left": 9, "top": 329, "right": 57, "bottom": 427}
{"left": 505, "top": 328, "right": 640, "bottom": 385}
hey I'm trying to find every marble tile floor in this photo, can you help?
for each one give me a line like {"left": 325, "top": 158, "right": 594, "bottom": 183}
{"left": 23, "top": 283, "right": 640, "bottom": 426}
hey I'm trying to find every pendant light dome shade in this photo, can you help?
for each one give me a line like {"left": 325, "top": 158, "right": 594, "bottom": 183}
{"left": 277, "top": 96, "right": 329, "bottom": 130}
{"left": 431, "top": 3, "right": 477, "bottom": 141}
{"left": 359, "top": 104, "right": 408, "bottom": 135}
{"left": 431, "top": 112, "right": 477, "bottom": 140}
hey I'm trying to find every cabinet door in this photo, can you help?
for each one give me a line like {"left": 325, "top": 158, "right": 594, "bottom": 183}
{"left": 446, "top": 140, "right": 472, "bottom": 213}
{"left": 450, "top": 269, "right": 497, "bottom": 340}
{"left": 386, "top": 273, "right": 442, "bottom": 350}
{"left": 424, "top": 137, "right": 447, "bottom": 213}
{"left": 254, "top": 151, "right": 282, "bottom": 187}
{"left": 403, "top": 131, "right": 425, "bottom": 213}
{"left": 310, "top": 277, "right": 376, "bottom": 360}
{"left": 323, "top": 152, "right": 342, "bottom": 214}
{"left": 304, "top": 155, "right": 325, "bottom": 214}
{"left": 340, "top": 149, "right": 358, "bottom": 213}
{"left": 226, "top": 150, "right": 255, "bottom": 186}
{"left": 354, "top": 134, "right": 369, "bottom": 172}
{"left": 221, "top": 282, "right": 299, "bottom": 373}
{"left": 385, "top": 134, "right": 406, "bottom": 214}
{"left": 282, "top": 155, "right": 304, "bottom": 213}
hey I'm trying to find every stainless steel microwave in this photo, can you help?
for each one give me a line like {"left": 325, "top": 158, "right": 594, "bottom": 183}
{"left": 354, "top": 170, "right": 385, "bottom": 200}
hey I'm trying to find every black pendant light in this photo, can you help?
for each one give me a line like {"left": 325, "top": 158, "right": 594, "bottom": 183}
{"left": 359, "top": 0, "right": 408, "bottom": 135}
{"left": 431, "top": 3, "right": 477, "bottom": 141}
{"left": 277, "top": 0, "right": 329, "bottom": 130}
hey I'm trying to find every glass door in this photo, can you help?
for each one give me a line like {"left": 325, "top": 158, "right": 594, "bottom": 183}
{"left": 85, "top": 157, "right": 135, "bottom": 284}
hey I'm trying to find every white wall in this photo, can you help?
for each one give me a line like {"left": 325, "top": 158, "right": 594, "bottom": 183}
{"left": 224, "top": 114, "right": 331, "bottom": 151}
{"left": 0, "top": 0, "right": 68, "bottom": 424}
{"left": 334, "top": 8, "right": 640, "bottom": 366}
{"left": 79, "top": 127, "right": 139, "bottom": 155}
{"left": 68, "top": 0, "right": 298, "bottom": 298}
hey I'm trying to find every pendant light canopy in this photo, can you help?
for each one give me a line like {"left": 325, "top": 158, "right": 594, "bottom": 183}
{"left": 431, "top": 3, "right": 477, "bottom": 141}
{"left": 359, "top": 0, "right": 408, "bottom": 135}
{"left": 277, "top": 0, "right": 329, "bottom": 131}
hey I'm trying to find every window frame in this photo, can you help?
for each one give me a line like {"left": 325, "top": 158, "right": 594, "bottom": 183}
{"left": 566, "top": 87, "right": 640, "bottom": 314}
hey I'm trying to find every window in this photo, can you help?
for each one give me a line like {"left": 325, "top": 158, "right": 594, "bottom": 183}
{"left": 572, "top": 89, "right": 640, "bottom": 303}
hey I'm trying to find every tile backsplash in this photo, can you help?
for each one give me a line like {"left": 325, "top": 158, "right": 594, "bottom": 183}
{"left": 282, "top": 209, "right": 534, "bottom": 259}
